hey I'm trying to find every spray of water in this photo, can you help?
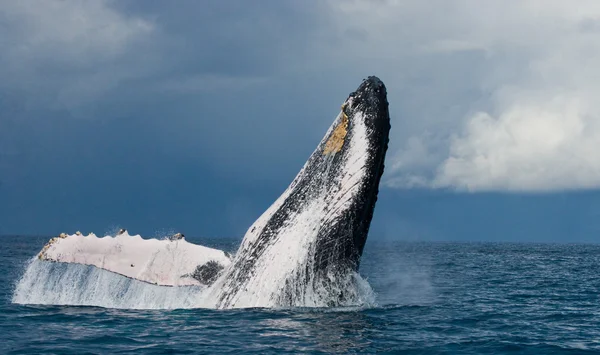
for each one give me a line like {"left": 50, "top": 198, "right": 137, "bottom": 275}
{"left": 12, "top": 257, "right": 374, "bottom": 310}
{"left": 12, "top": 258, "right": 206, "bottom": 309}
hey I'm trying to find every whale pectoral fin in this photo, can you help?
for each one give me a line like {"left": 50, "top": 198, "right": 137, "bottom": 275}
{"left": 38, "top": 232, "right": 232, "bottom": 287}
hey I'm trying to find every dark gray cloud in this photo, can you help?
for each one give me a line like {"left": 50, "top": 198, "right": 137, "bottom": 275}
{"left": 1, "top": 1, "right": 599, "bottom": 241}
{"left": 118, "top": 0, "right": 330, "bottom": 76}
{"left": 0, "top": 0, "right": 340, "bottom": 236}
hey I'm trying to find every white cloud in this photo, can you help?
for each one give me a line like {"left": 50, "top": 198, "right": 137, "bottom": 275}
{"left": 435, "top": 95, "right": 600, "bottom": 191}
{"left": 326, "top": 0, "right": 600, "bottom": 192}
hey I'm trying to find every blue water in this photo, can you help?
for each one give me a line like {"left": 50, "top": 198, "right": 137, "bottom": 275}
{"left": 2, "top": 236, "right": 599, "bottom": 354}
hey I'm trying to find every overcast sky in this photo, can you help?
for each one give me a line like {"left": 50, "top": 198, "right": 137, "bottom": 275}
{"left": 1, "top": 0, "right": 600, "bottom": 242}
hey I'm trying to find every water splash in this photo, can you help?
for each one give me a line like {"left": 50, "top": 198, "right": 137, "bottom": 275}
{"left": 12, "top": 259, "right": 207, "bottom": 309}
{"left": 12, "top": 256, "right": 375, "bottom": 310}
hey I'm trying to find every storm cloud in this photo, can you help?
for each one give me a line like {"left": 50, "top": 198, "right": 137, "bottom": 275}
{"left": 1, "top": 0, "right": 599, "bottom": 239}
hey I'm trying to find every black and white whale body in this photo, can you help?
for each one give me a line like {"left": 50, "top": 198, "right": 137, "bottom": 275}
{"left": 207, "top": 76, "right": 390, "bottom": 308}
{"left": 26, "top": 76, "right": 390, "bottom": 309}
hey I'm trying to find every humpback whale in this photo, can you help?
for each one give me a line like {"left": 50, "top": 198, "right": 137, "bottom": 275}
{"left": 31, "top": 76, "right": 390, "bottom": 309}
{"left": 208, "top": 76, "right": 390, "bottom": 308}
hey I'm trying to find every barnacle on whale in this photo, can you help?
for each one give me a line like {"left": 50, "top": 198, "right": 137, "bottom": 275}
{"left": 323, "top": 103, "right": 350, "bottom": 155}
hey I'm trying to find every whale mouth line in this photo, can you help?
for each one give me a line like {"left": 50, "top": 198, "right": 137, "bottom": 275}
{"left": 15, "top": 76, "right": 391, "bottom": 310}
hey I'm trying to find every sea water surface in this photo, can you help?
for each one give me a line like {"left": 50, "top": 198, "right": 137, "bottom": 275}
{"left": 2, "top": 235, "right": 599, "bottom": 354}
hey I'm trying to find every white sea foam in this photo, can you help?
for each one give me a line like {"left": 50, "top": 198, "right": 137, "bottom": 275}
{"left": 12, "top": 258, "right": 208, "bottom": 309}
{"left": 12, "top": 257, "right": 374, "bottom": 310}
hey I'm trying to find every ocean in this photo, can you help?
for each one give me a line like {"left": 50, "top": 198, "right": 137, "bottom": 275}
{"left": 1, "top": 235, "right": 599, "bottom": 354}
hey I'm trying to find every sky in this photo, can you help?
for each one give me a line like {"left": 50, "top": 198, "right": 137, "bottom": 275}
{"left": 1, "top": 0, "right": 600, "bottom": 242}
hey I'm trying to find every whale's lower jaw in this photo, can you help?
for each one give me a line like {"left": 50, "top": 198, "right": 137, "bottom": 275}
{"left": 210, "top": 77, "right": 390, "bottom": 309}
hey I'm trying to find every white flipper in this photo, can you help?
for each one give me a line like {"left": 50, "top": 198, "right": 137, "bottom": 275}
{"left": 38, "top": 231, "right": 231, "bottom": 287}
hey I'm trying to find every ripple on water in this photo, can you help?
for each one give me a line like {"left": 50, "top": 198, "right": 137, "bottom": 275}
{"left": 1, "top": 238, "right": 600, "bottom": 354}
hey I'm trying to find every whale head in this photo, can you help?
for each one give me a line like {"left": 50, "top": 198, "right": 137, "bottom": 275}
{"left": 210, "top": 76, "right": 390, "bottom": 308}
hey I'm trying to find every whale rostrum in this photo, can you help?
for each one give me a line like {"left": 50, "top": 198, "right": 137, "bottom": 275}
{"left": 35, "top": 76, "right": 390, "bottom": 308}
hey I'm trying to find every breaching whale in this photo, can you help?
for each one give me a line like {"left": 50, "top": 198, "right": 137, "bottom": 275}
{"left": 31, "top": 76, "right": 390, "bottom": 309}
{"left": 207, "top": 76, "right": 390, "bottom": 308}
